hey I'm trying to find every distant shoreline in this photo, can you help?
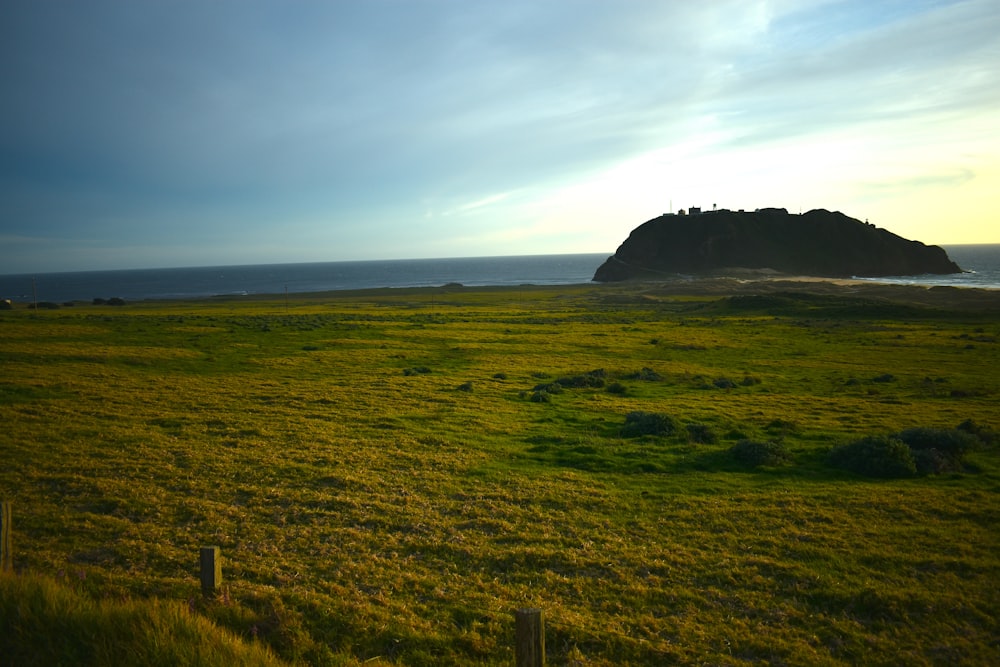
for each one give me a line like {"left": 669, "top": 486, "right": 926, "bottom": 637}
{"left": 16, "top": 274, "right": 988, "bottom": 313}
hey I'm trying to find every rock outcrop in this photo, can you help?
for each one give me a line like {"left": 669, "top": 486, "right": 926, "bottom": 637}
{"left": 593, "top": 208, "right": 961, "bottom": 281}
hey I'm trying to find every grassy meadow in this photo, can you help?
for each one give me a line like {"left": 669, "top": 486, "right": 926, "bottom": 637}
{"left": 1, "top": 281, "right": 999, "bottom": 665}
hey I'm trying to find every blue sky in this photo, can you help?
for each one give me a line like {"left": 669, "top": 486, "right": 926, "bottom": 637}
{"left": 2, "top": 0, "right": 998, "bottom": 274}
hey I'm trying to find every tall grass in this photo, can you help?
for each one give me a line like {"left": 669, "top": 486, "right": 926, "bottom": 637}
{"left": 0, "top": 572, "right": 285, "bottom": 666}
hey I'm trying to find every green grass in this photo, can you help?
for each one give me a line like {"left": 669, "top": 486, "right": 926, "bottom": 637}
{"left": 1, "top": 283, "right": 999, "bottom": 665}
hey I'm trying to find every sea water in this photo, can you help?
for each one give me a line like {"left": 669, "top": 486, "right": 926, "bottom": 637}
{"left": 0, "top": 254, "right": 610, "bottom": 303}
{"left": 852, "top": 244, "right": 1000, "bottom": 290}
{"left": 2, "top": 246, "right": 998, "bottom": 304}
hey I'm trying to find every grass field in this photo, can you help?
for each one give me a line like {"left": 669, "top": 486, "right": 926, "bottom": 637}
{"left": 2, "top": 282, "right": 999, "bottom": 665}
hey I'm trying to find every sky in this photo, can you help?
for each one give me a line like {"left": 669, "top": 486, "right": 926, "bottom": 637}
{"left": 2, "top": 0, "right": 999, "bottom": 274}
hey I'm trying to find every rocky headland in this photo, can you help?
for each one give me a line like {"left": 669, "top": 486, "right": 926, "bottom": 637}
{"left": 593, "top": 208, "right": 961, "bottom": 282}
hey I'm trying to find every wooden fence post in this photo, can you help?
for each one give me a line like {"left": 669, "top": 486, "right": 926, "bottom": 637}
{"left": 514, "top": 608, "right": 545, "bottom": 667}
{"left": 200, "top": 546, "right": 221, "bottom": 597}
{"left": 1, "top": 502, "right": 11, "bottom": 572}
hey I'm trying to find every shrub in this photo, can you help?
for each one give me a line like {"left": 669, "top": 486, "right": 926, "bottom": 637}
{"left": 957, "top": 419, "right": 996, "bottom": 446}
{"left": 456, "top": 381, "right": 474, "bottom": 392}
{"left": 828, "top": 435, "right": 916, "bottom": 478}
{"left": 529, "top": 390, "right": 551, "bottom": 403}
{"left": 403, "top": 366, "right": 432, "bottom": 376}
{"left": 730, "top": 439, "right": 791, "bottom": 467}
{"left": 621, "top": 411, "right": 675, "bottom": 438}
{"left": 686, "top": 423, "right": 717, "bottom": 444}
{"left": 627, "top": 367, "right": 663, "bottom": 382}
{"left": 606, "top": 382, "right": 627, "bottom": 395}
{"left": 895, "top": 427, "right": 979, "bottom": 474}
{"left": 713, "top": 377, "right": 735, "bottom": 389}
{"left": 555, "top": 370, "right": 606, "bottom": 389}
{"left": 910, "top": 447, "right": 954, "bottom": 475}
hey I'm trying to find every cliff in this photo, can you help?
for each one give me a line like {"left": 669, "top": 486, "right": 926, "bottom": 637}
{"left": 593, "top": 208, "right": 961, "bottom": 281}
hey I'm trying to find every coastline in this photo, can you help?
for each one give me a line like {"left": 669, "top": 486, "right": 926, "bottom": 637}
{"left": 176, "top": 274, "right": 1000, "bottom": 313}
{"left": 609, "top": 274, "right": 1000, "bottom": 311}
{"left": 5, "top": 269, "right": 1000, "bottom": 312}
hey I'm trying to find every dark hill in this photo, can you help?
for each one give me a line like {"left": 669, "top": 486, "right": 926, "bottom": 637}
{"left": 593, "top": 208, "right": 961, "bottom": 281}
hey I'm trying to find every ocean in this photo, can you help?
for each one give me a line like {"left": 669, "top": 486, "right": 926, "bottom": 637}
{"left": 2, "top": 246, "right": 998, "bottom": 304}
{"left": 852, "top": 244, "right": 1000, "bottom": 290}
{"left": 0, "top": 254, "right": 610, "bottom": 304}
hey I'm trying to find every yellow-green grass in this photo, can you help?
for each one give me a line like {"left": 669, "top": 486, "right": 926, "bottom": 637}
{"left": 0, "top": 571, "right": 286, "bottom": 666}
{"left": 1, "top": 283, "right": 999, "bottom": 665}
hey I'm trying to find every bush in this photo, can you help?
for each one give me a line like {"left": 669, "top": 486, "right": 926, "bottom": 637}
{"left": 829, "top": 435, "right": 916, "bottom": 478}
{"left": 902, "top": 426, "right": 977, "bottom": 451}
{"left": 626, "top": 367, "right": 663, "bottom": 382}
{"left": 686, "top": 423, "right": 717, "bottom": 444}
{"left": 896, "top": 427, "right": 977, "bottom": 456}
{"left": 730, "top": 439, "right": 791, "bottom": 467}
{"left": 957, "top": 419, "right": 996, "bottom": 446}
{"left": 713, "top": 377, "right": 736, "bottom": 389}
{"left": 910, "top": 447, "right": 954, "bottom": 475}
{"left": 555, "top": 369, "right": 606, "bottom": 389}
{"left": 456, "top": 381, "right": 474, "bottom": 392}
{"left": 895, "top": 427, "right": 979, "bottom": 474}
{"left": 606, "top": 382, "right": 627, "bottom": 395}
{"left": 621, "top": 411, "right": 675, "bottom": 438}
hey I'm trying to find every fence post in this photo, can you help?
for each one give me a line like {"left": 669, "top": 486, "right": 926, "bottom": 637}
{"left": 200, "top": 546, "right": 221, "bottom": 597}
{"left": 1, "top": 502, "right": 11, "bottom": 572}
{"left": 514, "top": 608, "right": 545, "bottom": 667}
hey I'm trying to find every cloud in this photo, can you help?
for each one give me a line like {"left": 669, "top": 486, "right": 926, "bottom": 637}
{"left": 860, "top": 167, "right": 976, "bottom": 193}
{"left": 1, "top": 0, "right": 998, "bottom": 272}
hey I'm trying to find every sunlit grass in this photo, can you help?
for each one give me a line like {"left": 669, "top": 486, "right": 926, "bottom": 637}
{"left": 1, "top": 284, "right": 998, "bottom": 664}
{"left": 0, "top": 571, "right": 286, "bottom": 666}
